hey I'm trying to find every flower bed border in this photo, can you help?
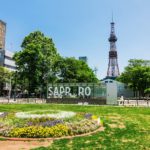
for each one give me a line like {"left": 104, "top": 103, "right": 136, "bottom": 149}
{"left": 0, "top": 126, "right": 104, "bottom": 141}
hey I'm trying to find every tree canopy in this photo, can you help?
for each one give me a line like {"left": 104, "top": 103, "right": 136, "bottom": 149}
{"left": 117, "top": 59, "right": 150, "bottom": 97}
{"left": 13, "top": 31, "right": 98, "bottom": 97}
{"left": 0, "top": 66, "right": 12, "bottom": 95}
{"left": 0, "top": 66, "right": 11, "bottom": 83}
{"left": 56, "top": 57, "right": 98, "bottom": 83}
{"left": 13, "top": 31, "right": 60, "bottom": 94}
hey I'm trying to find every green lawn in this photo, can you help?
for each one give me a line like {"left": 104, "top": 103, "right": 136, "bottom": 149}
{"left": 0, "top": 104, "right": 150, "bottom": 150}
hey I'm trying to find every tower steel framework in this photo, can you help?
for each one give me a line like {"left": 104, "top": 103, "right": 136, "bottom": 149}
{"left": 107, "top": 20, "right": 120, "bottom": 78}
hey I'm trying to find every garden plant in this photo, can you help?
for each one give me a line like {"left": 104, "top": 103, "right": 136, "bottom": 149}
{"left": 0, "top": 109, "right": 102, "bottom": 138}
{"left": 0, "top": 104, "right": 150, "bottom": 150}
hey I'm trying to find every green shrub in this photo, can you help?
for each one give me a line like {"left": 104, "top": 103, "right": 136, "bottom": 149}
{"left": 27, "top": 117, "right": 55, "bottom": 125}
{"left": 8, "top": 124, "right": 69, "bottom": 138}
{"left": 66, "top": 119, "right": 99, "bottom": 135}
{"left": 1, "top": 111, "right": 101, "bottom": 138}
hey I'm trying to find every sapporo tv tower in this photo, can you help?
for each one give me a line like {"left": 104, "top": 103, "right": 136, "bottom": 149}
{"left": 107, "top": 17, "right": 120, "bottom": 78}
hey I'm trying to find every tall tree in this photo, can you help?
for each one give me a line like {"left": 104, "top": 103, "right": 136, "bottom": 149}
{"left": 117, "top": 59, "right": 150, "bottom": 97}
{"left": 56, "top": 57, "right": 98, "bottom": 83}
{"left": 13, "top": 31, "right": 59, "bottom": 95}
{"left": 0, "top": 66, "right": 12, "bottom": 95}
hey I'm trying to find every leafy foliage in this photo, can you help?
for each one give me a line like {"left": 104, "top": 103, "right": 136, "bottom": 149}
{"left": 27, "top": 117, "right": 63, "bottom": 127}
{"left": 0, "top": 112, "right": 8, "bottom": 118}
{"left": 117, "top": 59, "right": 150, "bottom": 97}
{"left": 13, "top": 31, "right": 99, "bottom": 97}
{"left": 144, "top": 88, "right": 150, "bottom": 96}
{"left": 56, "top": 57, "right": 98, "bottom": 83}
{"left": 13, "top": 31, "right": 60, "bottom": 95}
{"left": 8, "top": 124, "right": 69, "bottom": 138}
{"left": 0, "top": 104, "right": 150, "bottom": 149}
{"left": 67, "top": 119, "right": 99, "bottom": 135}
{"left": 0, "top": 66, "right": 11, "bottom": 83}
{"left": 1, "top": 110, "right": 100, "bottom": 138}
{"left": 0, "top": 66, "right": 12, "bottom": 95}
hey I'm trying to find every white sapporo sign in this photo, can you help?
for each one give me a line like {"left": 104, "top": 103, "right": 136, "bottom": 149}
{"left": 47, "top": 86, "right": 92, "bottom": 98}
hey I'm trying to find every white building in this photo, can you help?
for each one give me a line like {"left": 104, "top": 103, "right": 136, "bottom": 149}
{"left": 0, "top": 20, "right": 16, "bottom": 71}
{"left": 0, "top": 49, "right": 16, "bottom": 71}
{"left": 101, "top": 78, "right": 134, "bottom": 99}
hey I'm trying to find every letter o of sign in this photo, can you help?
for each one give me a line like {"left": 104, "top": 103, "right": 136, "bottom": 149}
{"left": 85, "top": 87, "right": 91, "bottom": 96}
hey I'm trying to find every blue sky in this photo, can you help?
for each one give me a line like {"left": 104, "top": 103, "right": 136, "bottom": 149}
{"left": 1, "top": 0, "right": 150, "bottom": 79}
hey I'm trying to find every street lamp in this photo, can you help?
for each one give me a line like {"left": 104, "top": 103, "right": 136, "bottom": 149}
{"left": 43, "top": 70, "right": 52, "bottom": 100}
{"left": 14, "top": 71, "right": 17, "bottom": 101}
{"left": 8, "top": 77, "right": 12, "bottom": 103}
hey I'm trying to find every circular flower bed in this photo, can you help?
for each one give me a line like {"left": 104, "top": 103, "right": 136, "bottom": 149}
{"left": 0, "top": 110, "right": 103, "bottom": 138}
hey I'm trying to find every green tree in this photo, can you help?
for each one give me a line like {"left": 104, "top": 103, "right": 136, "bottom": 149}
{"left": 144, "top": 88, "right": 150, "bottom": 98}
{"left": 117, "top": 59, "right": 150, "bottom": 98}
{"left": 13, "top": 31, "right": 59, "bottom": 96}
{"left": 0, "top": 66, "right": 12, "bottom": 95}
{"left": 56, "top": 57, "right": 98, "bottom": 83}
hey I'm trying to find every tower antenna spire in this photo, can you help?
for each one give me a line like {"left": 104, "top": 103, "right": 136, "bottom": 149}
{"left": 112, "top": 11, "right": 114, "bottom": 22}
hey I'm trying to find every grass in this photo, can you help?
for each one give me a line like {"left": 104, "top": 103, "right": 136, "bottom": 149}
{"left": 0, "top": 137, "right": 6, "bottom": 141}
{"left": 0, "top": 104, "right": 150, "bottom": 150}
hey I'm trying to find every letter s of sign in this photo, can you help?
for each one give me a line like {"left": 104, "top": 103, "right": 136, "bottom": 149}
{"left": 48, "top": 87, "right": 53, "bottom": 97}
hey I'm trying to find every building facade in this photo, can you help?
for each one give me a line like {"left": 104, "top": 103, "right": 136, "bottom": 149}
{"left": 101, "top": 78, "right": 134, "bottom": 100}
{"left": 0, "top": 20, "right": 6, "bottom": 50}
{"left": 0, "top": 50, "right": 16, "bottom": 71}
{"left": 79, "top": 56, "right": 88, "bottom": 63}
{"left": 0, "top": 20, "right": 16, "bottom": 71}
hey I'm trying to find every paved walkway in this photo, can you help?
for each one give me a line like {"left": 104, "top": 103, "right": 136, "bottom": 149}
{"left": 0, "top": 140, "right": 52, "bottom": 150}
{"left": 0, "top": 98, "right": 46, "bottom": 104}
{"left": 0, "top": 98, "right": 150, "bottom": 107}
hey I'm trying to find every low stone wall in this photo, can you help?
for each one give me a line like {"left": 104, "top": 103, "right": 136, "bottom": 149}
{"left": 46, "top": 98, "right": 106, "bottom": 105}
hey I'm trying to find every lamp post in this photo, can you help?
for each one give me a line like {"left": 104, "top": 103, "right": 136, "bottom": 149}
{"left": 43, "top": 69, "right": 53, "bottom": 100}
{"left": 8, "top": 77, "right": 11, "bottom": 103}
{"left": 14, "top": 71, "right": 17, "bottom": 101}
{"left": 43, "top": 72, "right": 49, "bottom": 100}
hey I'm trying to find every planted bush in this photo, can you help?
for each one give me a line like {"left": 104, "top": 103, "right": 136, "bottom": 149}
{"left": 27, "top": 117, "right": 64, "bottom": 127}
{"left": 84, "top": 113, "right": 92, "bottom": 119}
{"left": 27, "top": 117, "right": 54, "bottom": 126}
{"left": 39, "top": 120, "right": 64, "bottom": 127}
{"left": 1, "top": 110, "right": 102, "bottom": 138}
{"left": 0, "top": 112, "right": 8, "bottom": 118}
{"left": 8, "top": 124, "right": 69, "bottom": 138}
{"left": 67, "top": 119, "right": 100, "bottom": 135}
